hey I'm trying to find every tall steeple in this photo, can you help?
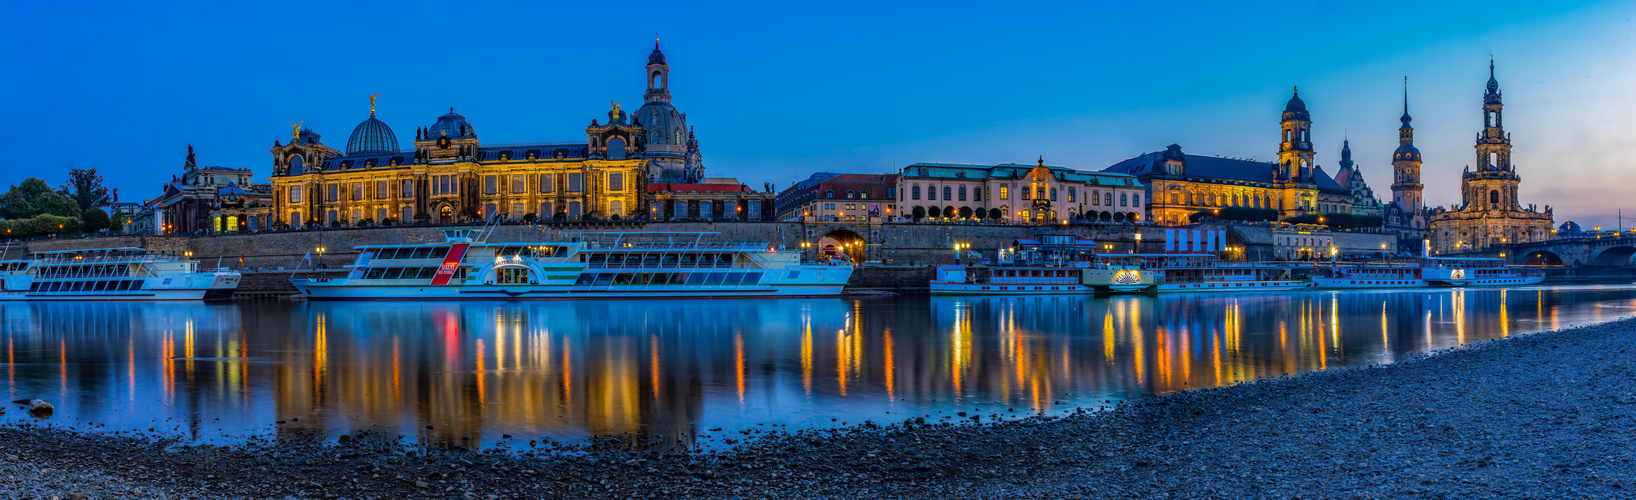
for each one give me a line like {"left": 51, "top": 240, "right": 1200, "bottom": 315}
{"left": 1277, "top": 86, "right": 1316, "bottom": 181}
{"left": 1477, "top": 59, "right": 1510, "bottom": 172}
{"left": 1338, "top": 138, "right": 1354, "bottom": 171}
{"left": 645, "top": 39, "right": 672, "bottom": 104}
{"left": 1391, "top": 77, "right": 1424, "bottom": 215}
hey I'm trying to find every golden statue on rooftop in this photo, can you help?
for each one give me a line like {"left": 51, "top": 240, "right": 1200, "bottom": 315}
{"left": 610, "top": 100, "right": 622, "bottom": 117}
{"left": 291, "top": 121, "right": 303, "bottom": 141}
{"left": 369, "top": 93, "right": 379, "bottom": 115}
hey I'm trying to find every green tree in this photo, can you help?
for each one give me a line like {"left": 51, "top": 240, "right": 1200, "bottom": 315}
{"left": 911, "top": 206, "right": 926, "bottom": 221}
{"left": 59, "top": 168, "right": 110, "bottom": 212}
{"left": 0, "top": 178, "right": 81, "bottom": 219}
{"left": 83, "top": 208, "right": 110, "bottom": 232}
{"left": 110, "top": 213, "right": 126, "bottom": 232}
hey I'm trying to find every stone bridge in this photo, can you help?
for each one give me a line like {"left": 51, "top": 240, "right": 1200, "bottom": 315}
{"left": 1507, "top": 234, "right": 1636, "bottom": 267}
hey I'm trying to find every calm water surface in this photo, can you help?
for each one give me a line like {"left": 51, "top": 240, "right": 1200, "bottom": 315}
{"left": 3, "top": 285, "right": 1634, "bottom": 450}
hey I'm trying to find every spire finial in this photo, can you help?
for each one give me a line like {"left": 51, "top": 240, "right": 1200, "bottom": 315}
{"left": 1293, "top": 85, "right": 1298, "bottom": 95}
{"left": 368, "top": 93, "right": 379, "bottom": 115}
{"left": 655, "top": 33, "right": 660, "bottom": 50}
{"left": 1037, "top": 155, "right": 1044, "bottom": 166}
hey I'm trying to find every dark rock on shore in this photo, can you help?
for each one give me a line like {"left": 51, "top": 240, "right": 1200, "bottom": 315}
{"left": 3, "top": 317, "right": 1636, "bottom": 498}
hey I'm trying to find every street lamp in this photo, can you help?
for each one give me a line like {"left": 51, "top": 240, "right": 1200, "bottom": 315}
{"left": 316, "top": 245, "right": 327, "bottom": 268}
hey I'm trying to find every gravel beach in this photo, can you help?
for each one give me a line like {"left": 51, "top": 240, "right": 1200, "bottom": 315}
{"left": 4, "top": 316, "right": 1635, "bottom": 499}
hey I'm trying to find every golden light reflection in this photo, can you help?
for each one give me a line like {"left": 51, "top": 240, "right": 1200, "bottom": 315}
{"left": 392, "top": 336, "right": 401, "bottom": 399}
{"left": 1132, "top": 301, "right": 1146, "bottom": 386}
{"left": 649, "top": 335, "right": 660, "bottom": 401}
{"left": 1102, "top": 312, "right": 1115, "bottom": 363}
{"left": 1499, "top": 289, "right": 1510, "bottom": 337}
{"left": 476, "top": 339, "right": 487, "bottom": 403}
{"left": 883, "top": 328, "right": 895, "bottom": 402}
{"left": 735, "top": 332, "right": 746, "bottom": 403}
{"left": 314, "top": 314, "right": 327, "bottom": 396}
{"left": 1454, "top": 290, "right": 1467, "bottom": 344}
{"left": 801, "top": 318, "right": 813, "bottom": 396}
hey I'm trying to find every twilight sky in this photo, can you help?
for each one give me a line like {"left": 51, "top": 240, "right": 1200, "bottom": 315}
{"left": 2, "top": 1, "right": 1632, "bottom": 227}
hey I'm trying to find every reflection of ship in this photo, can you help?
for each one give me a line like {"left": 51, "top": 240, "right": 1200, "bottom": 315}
{"left": 294, "top": 229, "right": 851, "bottom": 300}
{"left": 0, "top": 247, "right": 240, "bottom": 301}
{"left": 930, "top": 235, "right": 1156, "bottom": 295}
{"left": 1137, "top": 253, "right": 1311, "bottom": 292}
{"left": 1313, "top": 257, "right": 1542, "bottom": 289}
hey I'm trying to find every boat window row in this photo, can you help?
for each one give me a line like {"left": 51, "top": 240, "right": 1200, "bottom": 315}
{"left": 29, "top": 279, "right": 143, "bottom": 293}
{"left": 572, "top": 271, "right": 765, "bottom": 286}
{"left": 356, "top": 267, "right": 470, "bottom": 281}
{"left": 366, "top": 247, "right": 451, "bottom": 261}
{"left": 583, "top": 252, "right": 742, "bottom": 269}
{"left": 34, "top": 265, "right": 134, "bottom": 278}
{"left": 475, "top": 245, "right": 570, "bottom": 259}
{"left": 996, "top": 269, "right": 1080, "bottom": 278}
{"left": 0, "top": 262, "right": 27, "bottom": 272}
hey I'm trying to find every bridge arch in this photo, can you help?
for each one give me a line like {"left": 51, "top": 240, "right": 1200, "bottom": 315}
{"left": 819, "top": 228, "right": 867, "bottom": 262}
{"left": 1590, "top": 246, "right": 1636, "bottom": 267}
{"left": 1522, "top": 250, "right": 1564, "bottom": 267}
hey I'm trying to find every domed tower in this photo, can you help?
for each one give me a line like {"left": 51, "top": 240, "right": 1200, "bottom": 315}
{"left": 634, "top": 41, "right": 699, "bottom": 182}
{"left": 1277, "top": 87, "right": 1315, "bottom": 182}
{"left": 345, "top": 95, "right": 400, "bottom": 155}
{"left": 1391, "top": 79, "right": 1424, "bottom": 215}
{"left": 415, "top": 108, "right": 480, "bottom": 163}
{"left": 1464, "top": 60, "right": 1521, "bottom": 212}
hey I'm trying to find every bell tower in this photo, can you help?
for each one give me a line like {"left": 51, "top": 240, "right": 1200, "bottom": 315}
{"left": 1277, "top": 87, "right": 1315, "bottom": 182}
{"left": 1391, "top": 78, "right": 1424, "bottom": 214}
{"left": 645, "top": 40, "right": 671, "bottom": 104}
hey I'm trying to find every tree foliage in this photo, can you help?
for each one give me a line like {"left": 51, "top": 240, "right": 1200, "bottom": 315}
{"left": 0, "top": 178, "right": 81, "bottom": 220}
{"left": 59, "top": 168, "right": 111, "bottom": 211}
{"left": 83, "top": 208, "right": 111, "bottom": 232}
{"left": 0, "top": 214, "right": 83, "bottom": 239}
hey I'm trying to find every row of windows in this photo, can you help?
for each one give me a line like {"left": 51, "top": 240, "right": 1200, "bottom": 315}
{"left": 823, "top": 189, "right": 873, "bottom": 199}
{"left": 1276, "top": 236, "right": 1331, "bottom": 247}
{"left": 34, "top": 265, "right": 133, "bottom": 278}
{"left": 572, "top": 271, "right": 765, "bottom": 287}
{"left": 482, "top": 173, "right": 606, "bottom": 195}
{"left": 909, "top": 184, "right": 1132, "bottom": 206}
{"left": 584, "top": 252, "right": 740, "bottom": 268}
{"left": 646, "top": 201, "right": 764, "bottom": 221}
{"left": 30, "top": 280, "right": 144, "bottom": 293}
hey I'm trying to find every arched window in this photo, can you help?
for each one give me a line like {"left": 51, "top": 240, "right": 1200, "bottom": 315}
{"left": 1093, "top": 191, "right": 1101, "bottom": 205}
{"left": 1049, "top": 188, "right": 1057, "bottom": 201}
{"left": 860, "top": 189, "right": 869, "bottom": 198}
{"left": 847, "top": 190, "right": 855, "bottom": 199}
{"left": 1489, "top": 190, "right": 1500, "bottom": 206}
{"left": 607, "top": 137, "right": 626, "bottom": 160}
{"left": 957, "top": 186, "right": 967, "bottom": 201}
{"left": 1068, "top": 187, "right": 1076, "bottom": 202}
{"left": 943, "top": 186, "right": 952, "bottom": 200}
{"left": 1120, "top": 193, "right": 1128, "bottom": 207}
{"left": 826, "top": 190, "right": 835, "bottom": 199}
{"left": 1036, "top": 186, "right": 1046, "bottom": 199}
{"left": 999, "top": 185, "right": 1009, "bottom": 200}
{"left": 912, "top": 185, "right": 921, "bottom": 200}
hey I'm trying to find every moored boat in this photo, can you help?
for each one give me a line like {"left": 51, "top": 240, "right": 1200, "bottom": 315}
{"left": 1137, "top": 253, "right": 1312, "bottom": 292}
{"left": 928, "top": 234, "right": 1156, "bottom": 295}
{"left": 292, "top": 229, "right": 851, "bottom": 300}
{"left": 0, "top": 248, "right": 240, "bottom": 301}
{"left": 1312, "top": 257, "right": 1542, "bottom": 289}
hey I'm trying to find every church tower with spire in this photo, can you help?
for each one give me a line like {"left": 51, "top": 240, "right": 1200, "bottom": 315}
{"left": 1391, "top": 79, "right": 1424, "bottom": 216}
{"left": 1277, "top": 87, "right": 1316, "bottom": 182}
{"left": 1427, "top": 61, "right": 1553, "bottom": 254}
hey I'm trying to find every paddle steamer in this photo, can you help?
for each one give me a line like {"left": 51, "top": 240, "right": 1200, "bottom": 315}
{"left": 0, "top": 247, "right": 240, "bottom": 301}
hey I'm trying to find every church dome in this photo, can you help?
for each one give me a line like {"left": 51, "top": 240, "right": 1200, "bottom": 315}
{"left": 346, "top": 115, "right": 399, "bottom": 155}
{"left": 648, "top": 44, "right": 666, "bottom": 65}
{"left": 1282, "top": 88, "right": 1310, "bottom": 121}
{"left": 427, "top": 109, "right": 473, "bottom": 139}
{"left": 1559, "top": 221, "right": 1581, "bottom": 233}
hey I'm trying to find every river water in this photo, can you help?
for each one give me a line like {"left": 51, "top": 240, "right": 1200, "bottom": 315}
{"left": 2, "top": 285, "right": 1634, "bottom": 451}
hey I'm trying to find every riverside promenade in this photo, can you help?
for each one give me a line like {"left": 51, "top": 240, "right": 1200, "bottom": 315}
{"left": 1, "top": 315, "right": 1632, "bottom": 498}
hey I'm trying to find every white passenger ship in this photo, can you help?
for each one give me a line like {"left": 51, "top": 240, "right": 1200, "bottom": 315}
{"left": 929, "top": 235, "right": 1157, "bottom": 295}
{"left": 1141, "top": 253, "right": 1312, "bottom": 292}
{"left": 1312, "top": 257, "right": 1543, "bottom": 289}
{"left": 0, "top": 248, "right": 241, "bottom": 301}
{"left": 292, "top": 229, "right": 853, "bottom": 300}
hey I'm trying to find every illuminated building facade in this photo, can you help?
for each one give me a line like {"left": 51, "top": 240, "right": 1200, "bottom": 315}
{"left": 267, "top": 43, "right": 701, "bottom": 227}
{"left": 775, "top": 173, "right": 899, "bottom": 222}
{"left": 895, "top": 158, "right": 1145, "bottom": 223}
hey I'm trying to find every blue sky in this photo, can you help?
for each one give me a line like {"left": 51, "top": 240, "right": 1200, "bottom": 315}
{"left": 2, "top": 1, "right": 1632, "bottom": 227}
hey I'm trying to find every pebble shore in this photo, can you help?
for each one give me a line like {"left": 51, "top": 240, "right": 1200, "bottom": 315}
{"left": 4, "top": 316, "right": 1636, "bottom": 499}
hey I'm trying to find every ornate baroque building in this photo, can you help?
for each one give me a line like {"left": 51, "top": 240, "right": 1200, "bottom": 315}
{"left": 1331, "top": 139, "right": 1382, "bottom": 216}
{"left": 268, "top": 43, "right": 701, "bottom": 227}
{"left": 146, "top": 145, "right": 273, "bottom": 234}
{"left": 1428, "top": 62, "right": 1553, "bottom": 253}
{"left": 1103, "top": 89, "right": 1354, "bottom": 226}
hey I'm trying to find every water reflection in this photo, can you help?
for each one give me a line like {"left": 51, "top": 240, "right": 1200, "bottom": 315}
{"left": 2, "top": 286, "right": 1634, "bottom": 451}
